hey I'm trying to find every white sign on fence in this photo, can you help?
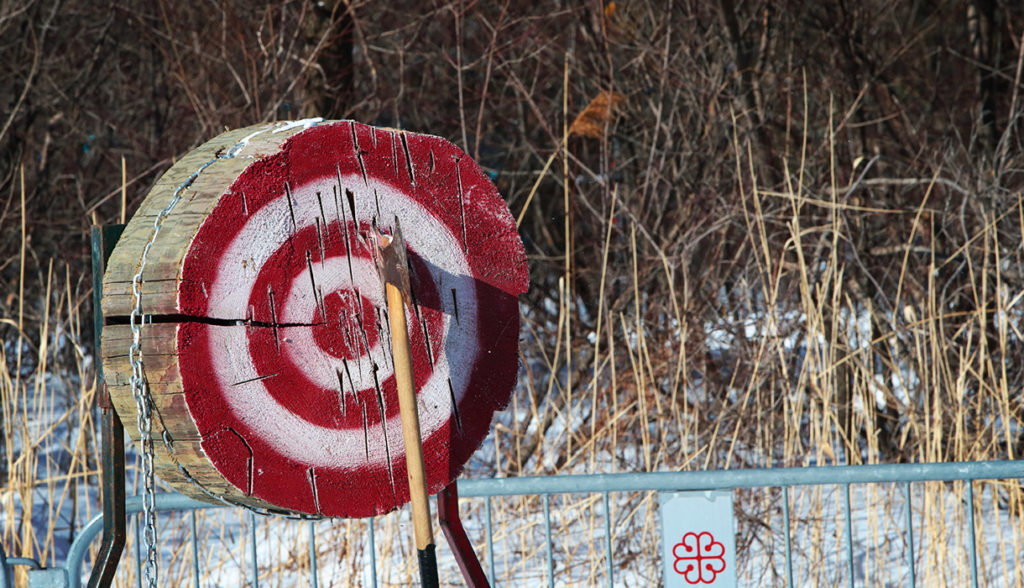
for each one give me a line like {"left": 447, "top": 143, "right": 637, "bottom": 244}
{"left": 660, "top": 490, "right": 737, "bottom": 587}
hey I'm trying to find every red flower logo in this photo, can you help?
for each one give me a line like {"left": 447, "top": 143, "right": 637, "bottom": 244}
{"left": 672, "top": 531, "right": 726, "bottom": 584}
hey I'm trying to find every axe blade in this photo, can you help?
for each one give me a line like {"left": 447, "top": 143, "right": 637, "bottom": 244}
{"left": 372, "top": 216, "right": 413, "bottom": 305}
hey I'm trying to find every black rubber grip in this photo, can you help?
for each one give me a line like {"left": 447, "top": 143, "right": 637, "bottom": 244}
{"left": 418, "top": 543, "right": 439, "bottom": 588}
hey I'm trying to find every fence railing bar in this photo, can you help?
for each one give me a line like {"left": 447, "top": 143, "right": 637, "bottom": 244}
{"left": 190, "top": 511, "right": 200, "bottom": 588}
{"left": 66, "top": 507, "right": 106, "bottom": 588}
{"left": 783, "top": 486, "right": 794, "bottom": 588}
{"left": 966, "top": 481, "right": 979, "bottom": 588}
{"left": 133, "top": 516, "right": 142, "bottom": 588}
{"left": 905, "top": 482, "right": 916, "bottom": 588}
{"left": 485, "top": 496, "right": 495, "bottom": 584}
{"left": 0, "top": 540, "right": 11, "bottom": 588}
{"left": 367, "top": 518, "right": 378, "bottom": 588}
{"left": 844, "top": 483, "right": 854, "bottom": 588}
{"left": 544, "top": 494, "right": 554, "bottom": 588}
{"left": 249, "top": 511, "right": 259, "bottom": 588}
{"left": 1, "top": 558, "right": 40, "bottom": 571}
{"left": 308, "top": 520, "right": 318, "bottom": 587}
{"left": 603, "top": 492, "right": 613, "bottom": 588}
{"left": 457, "top": 460, "right": 1024, "bottom": 497}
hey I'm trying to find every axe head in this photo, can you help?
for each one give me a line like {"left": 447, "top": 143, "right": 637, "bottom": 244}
{"left": 372, "top": 216, "right": 413, "bottom": 306}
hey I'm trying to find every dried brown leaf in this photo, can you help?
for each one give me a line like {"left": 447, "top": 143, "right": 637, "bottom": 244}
{"left": 569, "top": 90, "right": 626, "bottom": 139}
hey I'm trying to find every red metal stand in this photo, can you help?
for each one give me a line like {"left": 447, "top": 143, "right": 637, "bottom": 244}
{"left": 438, "top": 482, "right": 490, "bottom": 588}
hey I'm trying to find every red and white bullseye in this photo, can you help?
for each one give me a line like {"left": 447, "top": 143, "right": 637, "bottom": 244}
{"left": 169, "top": 122, "right": 526, "bottom": 517}
{"left": 203, "top": 174, "right": 476, "bottom": 465}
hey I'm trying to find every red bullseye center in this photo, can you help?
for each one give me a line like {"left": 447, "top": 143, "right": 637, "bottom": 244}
{"left": 312, "top": 290, "right": 379, "bottom": 360}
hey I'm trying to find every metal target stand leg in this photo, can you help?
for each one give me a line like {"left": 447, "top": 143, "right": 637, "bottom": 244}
{"left": 438, "top": 482, "right": 490, "bottom": 588}
{"left": 89, "top": 225, "right": 127, "bottom": 588}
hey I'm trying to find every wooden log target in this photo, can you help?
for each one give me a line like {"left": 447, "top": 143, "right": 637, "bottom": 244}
{"left": 101, "top": 120, "right": 528, "bottom": 518}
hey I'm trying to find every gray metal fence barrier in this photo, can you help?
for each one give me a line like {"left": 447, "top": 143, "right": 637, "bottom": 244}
{"left": 2, "top": 460, "right": 1023, "bottom": 587}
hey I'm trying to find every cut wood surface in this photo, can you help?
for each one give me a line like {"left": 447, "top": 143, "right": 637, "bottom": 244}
{"left": 101, "top": 120, "right": 528, "bottom": 517}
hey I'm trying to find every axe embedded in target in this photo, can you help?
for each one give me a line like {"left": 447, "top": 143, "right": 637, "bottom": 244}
{"left": 100, "top": 120, "right": 529, "bottom": 519}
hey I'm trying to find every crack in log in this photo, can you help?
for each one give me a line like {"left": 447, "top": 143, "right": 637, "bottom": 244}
{"left": 455, "top": 155, "right": 467, "bottom": 252}
{"left": 105, "top": 313, "right": 326, "bottom": 329}
{"left": 335, "top": 368, "right": 348, "bottom": 417}
{"left": 268, "top": 285, "right": 281, "bottom": 351}
{"left": 375, "top": 306, "right": 391, "bottom": 371}
{"left": 448, "top": 377, "right": 462, "bottom": 435}
{"left": 349, "top": 121, "right": 369, "bottom": 186}
{"left": 344, "top": 188, "right": 357, "bottom": 239}
{"left": 451, "top": 288, "right": 460, "bottom": 325}
{"left": 408, "top": 283, "right": 433, "bottom": 365}
{"left": 399, "top": 131, "right": 416, "bottom": 187}
{"left": 361, "top": 403, "right": 369, "bottom": 460}
{"left": 284, "top": 181, "right": 297, "bottom": 231}
{"left": 340, "top": 308, "right": 356, "bottom": 360}
{"left": 315, "top": 190, "right": 328, "bottom": 237}
{"left": 306, "top": 249, "right": 326, "bottom": 320}
{"left": 308, "top": 468, "right": 320, "bottom": 514}
{"left": 350, "top": 288, "right": 374, "bottom": 363}
{"left": 315, "top": 216, "right": 326, "bottom": 266}
{"left": 341, "top": 357, "right": 355, "bottom": 402}
{"left": 231, "top": 372, "right": 279, "bottom": 386}
{"left": 216, "top": 427, "right": 255, "bottom": 496}
{"left": 390, "top": 131, "right": 399, "bottom": 179}
{"left": 332, "top": 174, "right": 355, "bottom": 285}
{"left": 370, "top": 361, "right": 396, "bottom": 494}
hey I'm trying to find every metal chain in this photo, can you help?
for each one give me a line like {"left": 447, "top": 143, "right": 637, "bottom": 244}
{"left": 128, "top": 158, "right": 217, "bottom": 587}
{"left": 125, "top": 120, "right": 325, "bottom": 584}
